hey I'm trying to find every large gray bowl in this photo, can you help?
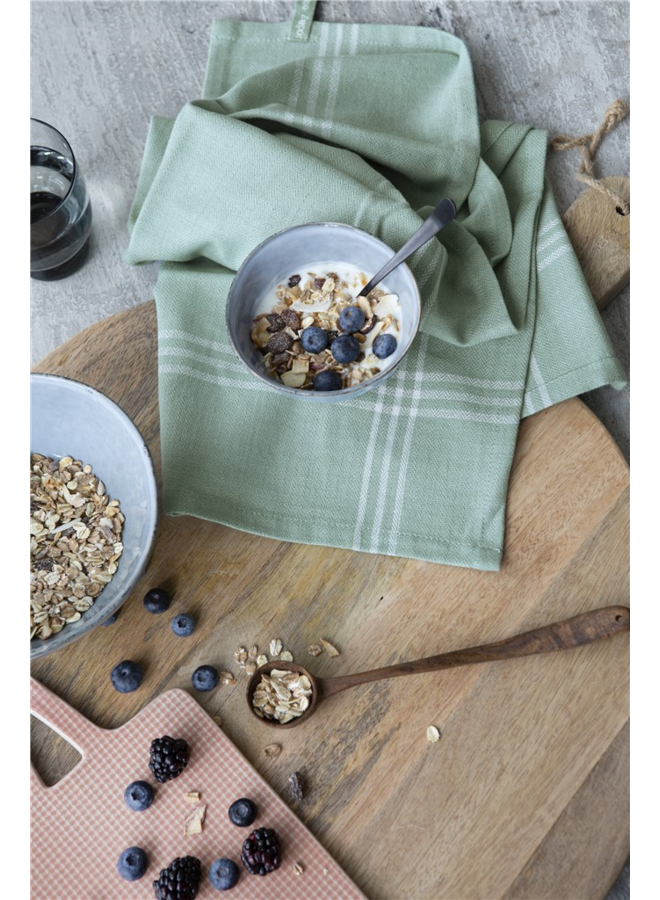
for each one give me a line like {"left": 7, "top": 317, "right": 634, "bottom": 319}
{"left": 226, "top": 222, "right": 421, "bottom": 401}
{"left": 30, "top": 374, "right": 158, "bottom": 659}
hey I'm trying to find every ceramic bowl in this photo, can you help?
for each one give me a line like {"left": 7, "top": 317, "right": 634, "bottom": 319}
{"left": 226, "top": 223, "right": 421, "bottom": 401}
{"left": 30, "top": 374, "right": 158, "bottom": 659}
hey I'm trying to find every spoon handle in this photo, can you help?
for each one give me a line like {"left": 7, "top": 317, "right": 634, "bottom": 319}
{"left": 321, "top": 606, "right": 629, "bottom": 697}
{"left": 358, "top": 197, "right": 457, "bottom": 296}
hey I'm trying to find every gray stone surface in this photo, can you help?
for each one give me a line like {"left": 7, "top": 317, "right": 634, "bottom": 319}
{"left": 30, "top": 3, "right": 629, "bottom": 892}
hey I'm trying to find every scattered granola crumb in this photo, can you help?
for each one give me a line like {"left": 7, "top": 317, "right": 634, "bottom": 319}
{"left": 289, "top": 771, "right": 305, "bottom": 801}
{"left": 319, "top": 638, "right": 340, "bottom": 657}
{"left": 307, "top": 643, "right": 323, "bottom": 657}
{"left": 183, "top": 804, "right": 206, "bottom": 835}
{"left": 269, "top": 638, "right": 283, "bottom": 657}
{"left": 263, "top": 743, "right": 282, "bottom": 758}
{"left": 426, "top": 725, "right": 441, "bottom": 743}
{"left": 212, "top": 715, "right": 223, "bottom": 727}
{"left": 256, "top": 653, "right": 269, "bottom": 667}
{"left": 293, "top": 862, "right": 305, "bottom": 875}
{"left": 234, "top": 646, "right": 248, "bottom": 667}
{"left": 280, "top": 649, "right": 294, "bottom": 662}
{"left": 219, "top": 671, "right": 237, "bottom": 685}
{"left": 184, "top": 791, "right": 201, "bottom": 804}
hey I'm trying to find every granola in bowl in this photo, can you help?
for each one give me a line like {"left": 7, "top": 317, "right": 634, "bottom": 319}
{"left": 30, "top": 452, "right": 125, "bottom": 641}
{"left": 250, "top": 261, "right": 402, "bottom": 392}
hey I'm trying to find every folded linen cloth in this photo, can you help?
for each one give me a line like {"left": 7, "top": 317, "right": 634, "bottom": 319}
{"left": 126, "top": 19, "right": 625, "bottom": 571}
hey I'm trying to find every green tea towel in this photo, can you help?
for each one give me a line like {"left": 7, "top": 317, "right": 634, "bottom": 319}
{"left": 126, "top": 19, "right": 625, "bottom": 571}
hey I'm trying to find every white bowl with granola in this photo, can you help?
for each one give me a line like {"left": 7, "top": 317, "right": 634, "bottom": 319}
{"left": 30, "top": 374, "right": 158, "bottom": 659}
{"left": 226, "top": 223, "right": 421, "bottom": 399}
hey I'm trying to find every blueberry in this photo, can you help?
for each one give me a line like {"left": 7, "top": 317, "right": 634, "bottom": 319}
{"left": 117, "top": 846, "right": 148, "bottom": 881}
{"left": 192, "top": 665, "right": 219, "bottom": 692}
{"left": 330, "top": 334, "right": 360, "bottom": 364}
{"left": 228, "top": 798, "right": 257, "bottom": 827}
{"left": 172, "top": 614, "right": 195, "bottom": 636}
{"left": 300, "top": 326, "right": 328, "bottom": 354}
{"left": 338, "top": 305, "right": 366, "bottom": 333}
{"left": 209, "top": 858, "right": 240, "bottom": 891}
{"left": 124, "top": 780, "right": 154, "bottom": 812}
{"left": 101, "top": 613, "right": 118, "bottom": 626}
{"left": 143, "top": 587, "right": 171, "bottom": 614}
{"left": 313, "top": 370, "right": 342, "bottom": 392}
{"left": 110, "top": 660, "right": 143, "bottom": 693}
{"left": 372, "top": 333, "right": 398, "bottom": 359}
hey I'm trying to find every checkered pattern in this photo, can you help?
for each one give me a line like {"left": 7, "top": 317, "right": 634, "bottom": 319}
{"left": 31, "top": 678, "right": 365, "bottom": 900}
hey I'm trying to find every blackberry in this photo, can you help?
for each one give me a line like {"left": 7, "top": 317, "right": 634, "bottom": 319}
{"left": 148, "top": 736, "right": 190, "bottom": 783}
{"left": 153, "top": 856, "right": 201, "bottom": 900}
{"left": 240, "top": 827, "right": 282, "bottom": 876}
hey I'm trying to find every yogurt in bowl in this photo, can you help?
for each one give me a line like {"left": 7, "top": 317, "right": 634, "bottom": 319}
{"left": 251, "top": 261, "right": 403, "bottom": 392}
{"left": 226, "top": 223, "right": 421, "bottom": 401}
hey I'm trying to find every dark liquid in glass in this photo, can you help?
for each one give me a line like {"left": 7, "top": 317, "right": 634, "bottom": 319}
{"left": 30, "top": 146, "right": 92, "bottom": 280}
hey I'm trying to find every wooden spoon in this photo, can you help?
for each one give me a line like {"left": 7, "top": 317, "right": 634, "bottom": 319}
{"left": 246, "top": 605, "right": 629, "bottom": 728}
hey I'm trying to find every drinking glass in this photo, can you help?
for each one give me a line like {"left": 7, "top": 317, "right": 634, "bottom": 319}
{"left": 30, "top": 119, "right": 92, "bottom": 280}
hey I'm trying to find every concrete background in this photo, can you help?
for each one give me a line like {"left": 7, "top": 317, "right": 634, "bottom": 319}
{"left": 30, "top": 3, "right": 630, "bottom": 896}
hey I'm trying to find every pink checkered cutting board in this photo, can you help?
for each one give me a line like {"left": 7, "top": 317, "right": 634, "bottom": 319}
{"left": 31, "top": 677, "right": 366, "bottom": 900}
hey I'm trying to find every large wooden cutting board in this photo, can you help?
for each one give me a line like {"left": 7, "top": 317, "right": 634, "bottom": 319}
{"left": 31, "top": 300, "right": 629, "bottom": 900}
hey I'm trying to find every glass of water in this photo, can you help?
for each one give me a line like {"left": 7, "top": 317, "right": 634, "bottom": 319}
{"left": 30, "top": 119, "right": 92, "bottom": 280}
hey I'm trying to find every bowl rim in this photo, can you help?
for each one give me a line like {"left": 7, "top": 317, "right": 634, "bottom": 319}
{"left": 225, "top": 221, "right": 422, "bottom": 399}
{"left": 30, "top": 372, "right": 159, "bottom": 659}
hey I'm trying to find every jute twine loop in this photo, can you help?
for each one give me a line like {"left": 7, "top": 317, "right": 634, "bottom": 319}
{"left": 550, "top": 99, "right": 630, "bottom": 215}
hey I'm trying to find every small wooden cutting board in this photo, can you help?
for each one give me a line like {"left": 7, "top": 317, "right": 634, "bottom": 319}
{"left": 31, "top": 298, "right": 629, "bottom": 899}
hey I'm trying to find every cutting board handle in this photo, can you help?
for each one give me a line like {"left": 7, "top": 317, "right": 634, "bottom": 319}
{"left": 30, "top": 676, "right": 100, "bottom": 756}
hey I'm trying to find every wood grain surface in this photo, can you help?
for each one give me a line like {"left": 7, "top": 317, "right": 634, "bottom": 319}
{"left": 31, "top": 301, "right": 629, "bottom": 899}
{"left": 563, "top": 176, "right": 630, "bottom": 309}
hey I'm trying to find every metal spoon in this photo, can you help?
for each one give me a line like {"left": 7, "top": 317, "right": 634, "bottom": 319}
{"left": 357, "top": 197, "right": 457, "bottom": 297}
{"left": 246, "top": 605, "right": 629, "bottom": 728}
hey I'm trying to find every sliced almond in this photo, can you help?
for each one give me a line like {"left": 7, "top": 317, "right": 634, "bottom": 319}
{"left": 183, "top": 804, "right": 206, "bottom": 835}
{"left": 291, "top": 357, "right": 310, "bottom": 375}
{"left": 184, "top": 791, "right": 201, "bottom": 803}
{"left": 280, "top": 371, "right": 306, "bottom": 388}
{"left": 319, "top": 638, "right": 340, "bottom": 657}
{"left": 372, "top": 293, "right": 400, "bottom": 318}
